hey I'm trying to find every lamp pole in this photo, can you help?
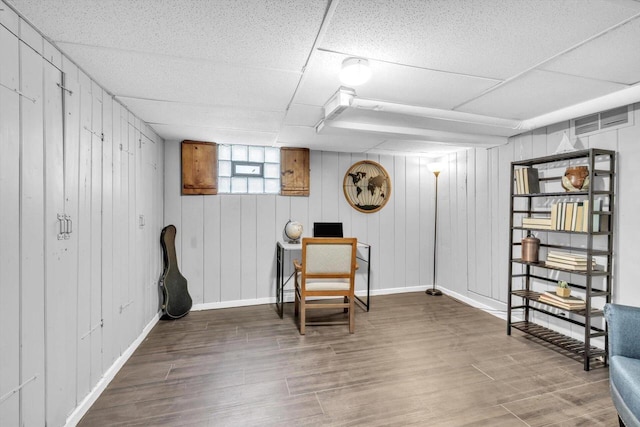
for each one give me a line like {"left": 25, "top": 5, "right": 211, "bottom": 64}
{"left": 426, "top": 167, "right": 443, "bottom": 296}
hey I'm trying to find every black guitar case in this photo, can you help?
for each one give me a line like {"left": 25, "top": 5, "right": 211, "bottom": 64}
{"left": 160, "top": 225, "right": 192, "bottom": 319}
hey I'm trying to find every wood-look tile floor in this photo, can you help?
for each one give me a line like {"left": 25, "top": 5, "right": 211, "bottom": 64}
{"left": 78, "top": 293, "right": 617, "bottom": 426}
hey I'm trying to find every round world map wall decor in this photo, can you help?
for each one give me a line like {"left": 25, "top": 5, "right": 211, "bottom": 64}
{"left": 343, "top": 160, "right": 391, "bottom": 213}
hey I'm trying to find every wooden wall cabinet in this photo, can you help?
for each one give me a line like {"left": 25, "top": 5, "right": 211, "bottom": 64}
{"left": 182, "top": 140, "right": 217, "bottom": 195}
{"left": 280, "top": 147, "right": 309, "bottom": 196}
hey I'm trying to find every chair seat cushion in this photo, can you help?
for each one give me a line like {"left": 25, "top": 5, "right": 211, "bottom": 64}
{"left": 610, "top": 355, "right": 640, "bottom": 425}
{"left": 299, "top": 275, "right": 350, "bottom": 291}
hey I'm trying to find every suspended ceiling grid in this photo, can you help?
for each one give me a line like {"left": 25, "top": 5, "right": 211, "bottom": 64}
{"left": 6, "top": 0, "right": 640, "bottom": 156}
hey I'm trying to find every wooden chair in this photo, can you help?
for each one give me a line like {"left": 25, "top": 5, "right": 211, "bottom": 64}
{"left": 293, "top": 237, "right": 358, "bottom": 334}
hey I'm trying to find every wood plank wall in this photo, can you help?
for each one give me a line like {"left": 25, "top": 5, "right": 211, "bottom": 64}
{"left": 0, "top": 8, "right": 165, "bottom": 427}
{"left": 164, "top": 142, "right": 438, "bottom": 305}
{"left": 442, "top": 104, "right": 640, "bottom": 328}
{"left": 166, "top": 103, "right": 640, "bottom": 320}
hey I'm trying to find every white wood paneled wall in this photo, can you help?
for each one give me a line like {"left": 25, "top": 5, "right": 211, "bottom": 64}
{"left": 0, "top": 7, "right": 164, "bottom": 426}
{"left": 164, "top": 141, "right": 438, "bottom": 306}
{"left": 441, "top": 104, "right": 640, "bottom": 314}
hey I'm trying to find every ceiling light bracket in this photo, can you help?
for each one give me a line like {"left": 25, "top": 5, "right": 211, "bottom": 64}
{"left": 322, "top": 86, "right": 356, "bottom": 121}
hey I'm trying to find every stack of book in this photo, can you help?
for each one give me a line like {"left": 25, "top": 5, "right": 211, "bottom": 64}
{"left": 551, "top": 201, "right": 586, "bottom": 231}
{"left": 550, "top": 200, "right": 609, "bottom": 232}
{"left": 538, "top": 291, "right": 586, "bottom": 310}
{"left": 522, "top": 217, "right": 553, "bottom": 229}
{"left": 545, "top": 251, "right": 597, "bottom": 271}
{"left": 514, "top": 167, "right": 540, "bottom": 195}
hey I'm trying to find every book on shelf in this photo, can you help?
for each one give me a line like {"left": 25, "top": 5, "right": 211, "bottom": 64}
{"left": 558, "top": 202, "right": 566, "bottom": 230}
{"left": 590, "top": 199, "right": 610, "bottom": 232}
{"left": 524, "top": 167, "right": 540, "bottom": 194}
{"left": 575, "top": 203, "right": 584, "bottom": 232}
{"left": 547, "top": 251, "right": 592, "bottom": 263}
{"left": 541, "top": 291, "right": 586, "bottom": 305}
{"left": 546, "top": 257, "right": 593, "bottom": 267}
{"left": 570, "top": 202, "right": 579, "bottom": 231}
{"left": 514, "top": 167, "right": 540, "bottom": 194}
{"left": 522, "top": 224, "right": 553, "bottom": 230}
{"left": 593, "top": 199, "right": 601, "bottom": 232}
{"left": 522, "top": 217, "right": 552, "bottom": 224}
{"left": 547, "top": 251, "right": 591, "bottom": 261}
{"left": 522, "top": 217, "right": 553, "bottom": 229}
{"left": 538, "top": 294, "right": 586, "bottom": 310}
{"left": 564, "top": 202, "right": 574, "bottom": 231}
{"left": 550, "top": 204, "right": 558, "bottom": 230}
{"left": 582, "top": 200, "right": 589, "bottom": 232}
{"left": 549, "top": 201, "right": 592, "bottom": 232}
{"left": 515, "top": 168, "right": 525, "bottom": 194}
{"left": 544, "top": 260, "right": 597, "bottom": 271}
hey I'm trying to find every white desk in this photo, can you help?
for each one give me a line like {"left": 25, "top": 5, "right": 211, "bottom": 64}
{"left": 275, "top": 240, "right": 371, "bottom": 318}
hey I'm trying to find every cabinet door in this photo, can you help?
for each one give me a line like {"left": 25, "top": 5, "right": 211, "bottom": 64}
{"left": 280, "top": 147, "right": 309, "bottom": 196}
{"left": 182, "top": 140, "right": 217, "bottom": 195}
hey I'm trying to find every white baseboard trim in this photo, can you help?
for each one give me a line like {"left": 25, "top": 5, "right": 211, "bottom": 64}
{"left": 192, "top": 297, "right": 274, "bottom": 311}
{"left": 190, "top": 286, "right": 435, "bottom": 311}
{"left": 438, "top": 286, "right": 509, "bottom": 321}
{"left": 65, "top": 312, "right": 161, "bottom": 427}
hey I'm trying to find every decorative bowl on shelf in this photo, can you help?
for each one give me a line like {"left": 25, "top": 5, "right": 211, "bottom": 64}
{"left": 561, "top": 166, "right": 589, "bottom": 192}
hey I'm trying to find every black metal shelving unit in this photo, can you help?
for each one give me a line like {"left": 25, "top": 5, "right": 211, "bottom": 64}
{"left": 507, "top": 148, "right": 615, "bottom": 371}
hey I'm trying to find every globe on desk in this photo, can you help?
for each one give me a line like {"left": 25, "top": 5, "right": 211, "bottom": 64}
{"left": 283, "top": 220, "right": 303, "bottom": 243}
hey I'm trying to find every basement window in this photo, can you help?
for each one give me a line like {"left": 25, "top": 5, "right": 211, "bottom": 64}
{"left": 218, "top": 145, "right": 280, "bottom": 194}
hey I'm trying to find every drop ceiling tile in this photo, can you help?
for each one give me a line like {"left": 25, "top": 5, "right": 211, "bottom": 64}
{"left": 457, "top": 69, "right": 628, "bottom": 120}
{"left": 117, "top": 97, "right": 283, "bottom": 131}
{"left": 542, "top": 17, "right": 640, "bottom": 85}
{"left": 58, "top": 43, "right": 300, "bottom": 110}
{"left": 295, "top": 50, "right": 501, "bottom": 109}
{"left": 321, "top": 0, "right": 640, "bottom": 79}
{"left": 11, "top": 0, "right": 327, "bottom": 70}
{"left": 151, "top": 123, "right": 277, "bottom": 146}
{"left": 283, "top": 104, "right": 324, "bottom": 127}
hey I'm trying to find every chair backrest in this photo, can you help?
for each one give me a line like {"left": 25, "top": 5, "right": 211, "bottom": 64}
{"left": 301, "top": 237, "right": 357, "bottom": 279}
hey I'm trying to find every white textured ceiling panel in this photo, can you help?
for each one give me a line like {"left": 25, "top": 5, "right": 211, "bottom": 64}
{"left": 117, "top": 97, "right": 284, "bottom": 131}
{"left": 11, "top": 0, "right": 327, "bottom": 70}
{"left": 8, "top": 0, "right": 640, "bottom": 150}
{"left": 542, "top": 16, "right": 640, "bottom": 85}
{"left": 151, "top": 124, "right": 278, "bottom": 146}
{"left": 57, "top": 43, "right": 300, "bottom": 109}
{"left": 283, "top": 104, "right": 324, "bottom": 127}
{"left": 458, "top": 70, "right": 628, "bottom": 120}
{"left": 321, "top": 0, "right": 640, "bottom": 79}
{"left": 294, "top": 50, "right": 501, "bottom": 109}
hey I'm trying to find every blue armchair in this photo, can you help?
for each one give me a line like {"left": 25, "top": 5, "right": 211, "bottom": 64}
{"left": 604, "top": 303, "right": 640, "bottom": 427}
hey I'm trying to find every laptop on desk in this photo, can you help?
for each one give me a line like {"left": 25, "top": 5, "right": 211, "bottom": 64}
{"left": 313, "top": 222, "right": 344, "bottom": 238}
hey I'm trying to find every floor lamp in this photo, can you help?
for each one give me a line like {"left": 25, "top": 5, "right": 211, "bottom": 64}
{"left": 426, "top": 161, "right": 444, "bottom": 296}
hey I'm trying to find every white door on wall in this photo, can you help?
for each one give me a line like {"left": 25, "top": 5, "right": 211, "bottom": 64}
{"left": 44, "top": 59, "right": 81, "bottom": 426}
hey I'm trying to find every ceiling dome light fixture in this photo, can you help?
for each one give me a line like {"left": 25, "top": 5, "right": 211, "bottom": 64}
{"left": 340, "top": 57, "right": 371, "bottom": 86}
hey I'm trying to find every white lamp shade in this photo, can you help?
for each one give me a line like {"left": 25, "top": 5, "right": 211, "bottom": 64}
{"left": 427, "top": 161, "right": 445, "bottom": 174}
{"left": 340, "top": 58, "right": 371, "bottom": 86}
